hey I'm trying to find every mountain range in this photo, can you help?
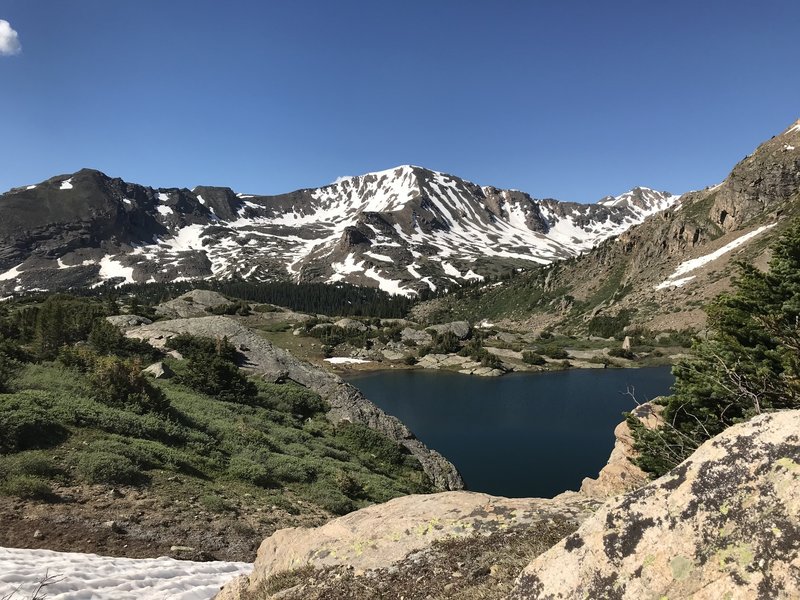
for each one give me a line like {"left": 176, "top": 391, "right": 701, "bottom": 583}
{"left": 0, "top": 165, "right": 677, "bottom": 296}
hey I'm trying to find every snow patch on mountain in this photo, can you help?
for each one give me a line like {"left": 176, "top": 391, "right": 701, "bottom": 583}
{"left": 655, "top": 223, "right": 776, "bottom": 290}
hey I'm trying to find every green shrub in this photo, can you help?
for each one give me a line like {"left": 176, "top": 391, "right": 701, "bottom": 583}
{"left": 77, "top": 451, "right": 145, "bottom": 485}
{"left": 0, "top": 475, "right": 55, "bottom": 500}
{"left": 303, "top": 482, "right": 354, "bottom": 515}
{"left": 587, "top": 311, "right": 632, "bottom": 339}
{"left": 608, "top": 347, "right": 635, "bottom": 360}
{"left": 335, "top": 422, "right": 404, "bottom": 466}
{"left": 521, "top": 351, "right": 546, "bottom": 365}
{"left": 541, "top": 346, "right": 569, "bottom": 359}
{"left": 0, "top": 452, "right": 63, "bottom": 481}
{"left": 265, "top": 454, "right": 316, "bottom": 483}
{"left": 227, "top": 453, "right": 274, "bottom": 487}
{"left": 89, "top": 355, "right": 171, "bottom": 414}
{"left": 200, "top": 494, "right": 234, "bottom": 513}
{"left": 0, "top": 397, "right": 67, "bottom": 453}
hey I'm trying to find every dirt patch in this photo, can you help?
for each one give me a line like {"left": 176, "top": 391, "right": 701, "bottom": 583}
{"left": 0, "top": 477, "right": 329, "bottom": 563}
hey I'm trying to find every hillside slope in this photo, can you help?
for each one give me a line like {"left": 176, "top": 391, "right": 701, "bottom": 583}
{"left": 415, "top": 119, "right": 800, "bottom": 332}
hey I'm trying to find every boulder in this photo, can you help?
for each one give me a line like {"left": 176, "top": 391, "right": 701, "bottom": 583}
{"left": 155, "top": 289, "right": 232, "bottom": 319}
{"left": 215, "top": 491, "right": 600, "bottom": 600}
{"left": 334, "top": 318, "right": 367, "bottom": 332}
{"left": 622, "top": 335, "right": 632, "bottom": 351}
{"left": 427, "top": 321, "right": 471, "bottom": 340}
{"left": 124, "top": 316, "right": 463, "bottom": 491}
{"left": 105, "top": 314, "right": 152, "bottom": 328}
{"left": 381, "top": 349, "right": 406, "bottom": 361}
{"left": 142, "top": 361, "right": 174, "bottom": 380}
{"left": 511, "top": 410, "right": 800, "bottom": 599}
{"left": 400, "top": 327, "right": 433, "bottom": 346}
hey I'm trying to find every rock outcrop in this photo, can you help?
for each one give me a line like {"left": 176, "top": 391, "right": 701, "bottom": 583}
{"left": 579, "top": 402, "right": 660, "bottom": 498}
{"left": 511, "top": 410, "right": 800, "bottom": 599}
{"left": 154, "top": 290, "right": 233, "bottom": 319}
{"left": 215, "top": 491, "right": 600, "bottom": 600}
{"left": 124, "top": 315, "right": 463, "bottom": 491}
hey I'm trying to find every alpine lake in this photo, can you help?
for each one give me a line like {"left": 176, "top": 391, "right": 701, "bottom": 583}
{"left": 346, "top": 367, "right": 674, "bottom": 498}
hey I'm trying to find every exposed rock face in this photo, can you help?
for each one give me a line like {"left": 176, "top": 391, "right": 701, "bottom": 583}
{"left": 427, "top": 321, "right": 471, "bottom": 340}
{"left": 124, "top": 316, "right": 463, "bottom": 491}
{"left": 155, "top": 290, "right": 233, "bottom": 319}
{"left": 710, "top": 119, "right": 800, "bottom": 232}
{"left": 400, "top": 327, "right": 432, "bottom": 345}
{"left": 579, "top": 402, "right": 660, "bottom": 498}
{"left": 215, "top": 491, "right": 600, "bottom": 600}
{"left": 511, "top": 410, "right": 800, "bottom": 599}
{"left": 105, "top": 314, "right": 152, "bottom": 328}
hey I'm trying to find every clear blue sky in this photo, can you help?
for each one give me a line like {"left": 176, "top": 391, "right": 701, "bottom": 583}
{"left": 1, "top": 1, "right": 798, "bottom": 202}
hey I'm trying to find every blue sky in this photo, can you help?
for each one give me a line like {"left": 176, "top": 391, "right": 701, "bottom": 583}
{"left": 1, "top": 1, "right": 798, "bottom": 202}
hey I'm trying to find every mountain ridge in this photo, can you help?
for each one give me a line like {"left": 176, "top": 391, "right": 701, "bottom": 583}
{"left": 0, "top": 165, "right": 677, "bottom": 296}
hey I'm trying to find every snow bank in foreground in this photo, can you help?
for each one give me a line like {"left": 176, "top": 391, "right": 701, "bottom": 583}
{"left": 0, "top": 547, "right": 250, "bottom": 600}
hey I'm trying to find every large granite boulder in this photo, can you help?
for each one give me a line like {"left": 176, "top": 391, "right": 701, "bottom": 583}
{"left": 155, "top": 289, "right": 233, "bottom": 318}
{"left": 215, "top": 491, "right": 600, "bottom": 600}
{"left": 511, "top": 410, "right": 800, "bottom": 599}
{"left": 124, "top": 316, "right": 463, "bottom": 491}
{"left": 427, "top": 321, "right": 471, "bottom": 340}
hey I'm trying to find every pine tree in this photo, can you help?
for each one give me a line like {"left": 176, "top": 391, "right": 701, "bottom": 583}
{"left": 631, "top": 219, "right": 800, "bottom": 476}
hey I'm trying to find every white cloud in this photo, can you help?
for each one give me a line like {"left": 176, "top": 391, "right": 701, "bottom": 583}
{"left": 0, "top": 20, "right": 21, "bottom": 56}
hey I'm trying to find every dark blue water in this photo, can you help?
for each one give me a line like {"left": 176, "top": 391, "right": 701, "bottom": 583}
{"left": 346, "top": 367, "right": 674, "bottom": 498}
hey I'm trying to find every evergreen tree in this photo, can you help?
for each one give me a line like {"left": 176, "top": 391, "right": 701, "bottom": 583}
{"left": 630, "top": 219, "right": 800, "bottom": 476}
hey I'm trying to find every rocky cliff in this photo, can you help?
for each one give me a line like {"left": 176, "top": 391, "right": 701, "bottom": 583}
{"left": 214, "top": 409, "right": 800, "bottom": 599}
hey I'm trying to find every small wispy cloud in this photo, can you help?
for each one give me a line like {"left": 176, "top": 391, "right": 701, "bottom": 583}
{"left": 0, "top": 20, "right": 21, "bottom": 56}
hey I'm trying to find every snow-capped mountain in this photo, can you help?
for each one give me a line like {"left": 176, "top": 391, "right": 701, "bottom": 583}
{"left": 0, "top": 166, "right": 679, "bottom": 296}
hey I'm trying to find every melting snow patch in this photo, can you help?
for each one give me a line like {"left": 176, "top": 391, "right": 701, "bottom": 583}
{"left": 157, "top": 192, "right": 170, "bottom": 202}
{"left": 364, "top": 251, "right": 393, "bottom": 262}
{"left": 655, "top": 223, "right": 777, "bottom": 290}
{"left": 59, "top": 179, "right": 73, "bottom": 190}
{"left": 26, "top": 185, "right": 36, "bottom": 190}
{"left": 99, "top": 255, "right": 135, "bottom": 284}
{"left": 325, "top": 357, "right": 371, "bottom": 364}
{"left": 0, "top": 547, "right": 251, "bottom": 600}
{"left": 0, "top": 263, "right": 24, "bottom": 281}
{"left": 197, "top": 194, "right": 206, "bottom": 205}
{"left": 156, "top": 205, "right": 174, "bottom": 216}
{"left": 364, "top": 267, "right": 414, "bottom": 296}
{"left": 123, "top": 198, "right": 133, "bottom": 205}
{"left": 655, "top": 275, "right": 696, "bottom": 290}
{"left": 785, "top": 145, "right": 796, "bottom": 151}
